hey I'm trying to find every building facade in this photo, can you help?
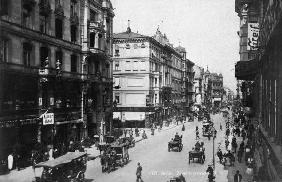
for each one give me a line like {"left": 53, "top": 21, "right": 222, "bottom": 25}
{"left": 193, "top": 65, "right": 204, "bottom": 110}
{"left": 112, "top": 27, "right": 187, "bottom": 128}
{"left": 235, "top": 0, "right": 282, "bottom": 180}
{"left": 80, "top": 0, "right": 114, "bottom": 138}
{"left": 0, "top": 0, "right": 114, "bottom": 162}
{"left": 210, "top": 73, "right": 223, "bottom": 108}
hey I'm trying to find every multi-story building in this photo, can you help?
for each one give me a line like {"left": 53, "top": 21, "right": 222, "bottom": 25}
{"left": 210, "top": 73, "right": 223, "bottom": 108}
{"left": 193, "top": 65, "right": 204, "bottom": 110}
{"left": 112, "top": 27, "right": 186, "bottom": 128}
{"left": 0, "top": 0, "right": 114, "bottom": 162}
{"left": 80, "top": 0, "right": 114, "bottom": 137}
{"left": 0, "top": 0, "right": 83, "bottom": 161}
{"left": 203, "top": 68, "right": 211, "bottom": 108}
{"left": 235, "top": 0, "right": 282, "bottom": 180}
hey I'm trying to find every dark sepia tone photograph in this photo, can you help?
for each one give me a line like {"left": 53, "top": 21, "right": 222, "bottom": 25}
{"left": 0, "top": 0, "right": 281, "bottom": 181}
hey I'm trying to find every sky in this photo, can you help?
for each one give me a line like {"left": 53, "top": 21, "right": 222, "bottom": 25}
{"left": 111, "top": 0, "right": 239, "bottom": 92}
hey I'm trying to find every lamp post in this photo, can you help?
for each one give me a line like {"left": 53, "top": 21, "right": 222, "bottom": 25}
{"left": 211, "top": 125, "right": 216, "bottom": 170}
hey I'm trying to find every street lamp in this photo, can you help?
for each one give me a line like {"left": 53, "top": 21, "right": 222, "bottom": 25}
{"left": 211, "top": 125, "right": 216, "bottom": 170}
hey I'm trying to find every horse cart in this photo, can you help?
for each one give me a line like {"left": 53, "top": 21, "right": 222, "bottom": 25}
{"left": 168, "top": 136, "right": 183, "bottom": 152}
{"left": 100, "top": 143, "right": 129, "bottom": 173}
{"left": 188, "top": 142, "right": 205, "bottom": 164}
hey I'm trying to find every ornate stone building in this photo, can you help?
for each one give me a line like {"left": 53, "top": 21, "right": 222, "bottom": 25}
{"left": 113, "top": 26, "right": 187, "bottom": 128}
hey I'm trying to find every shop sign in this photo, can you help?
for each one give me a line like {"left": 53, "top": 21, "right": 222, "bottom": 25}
{"left": 42, "top": 113, "right": 54, "bottom": 125}
{"left": 247, "top": 23, "right": 259, "bottom": 50}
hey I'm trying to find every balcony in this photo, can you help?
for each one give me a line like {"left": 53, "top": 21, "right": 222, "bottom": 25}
{"left": 39, "top": 0, "right": 51, "bottom": 17}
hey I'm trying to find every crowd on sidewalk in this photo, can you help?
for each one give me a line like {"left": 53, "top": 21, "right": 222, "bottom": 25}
{"left": 216, "top": 111, "right": 256, "bottom": 182}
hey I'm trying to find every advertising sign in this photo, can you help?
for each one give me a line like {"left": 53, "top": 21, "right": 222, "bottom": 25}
{"left": 247, "top": 23, "right": 259, "bottom": 50}
{"left": 43, "top": 113, "right": 54, "bottom": 125}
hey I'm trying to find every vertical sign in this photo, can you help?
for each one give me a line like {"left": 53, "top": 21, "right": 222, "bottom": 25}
{"left": 247, "top": 23, "right": 259, "bottom": 50}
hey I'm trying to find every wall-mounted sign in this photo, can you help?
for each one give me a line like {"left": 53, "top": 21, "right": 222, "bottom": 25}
{"left": 42, "top": 113, "right": 54, "bottom": 125}
{"left": 247, "top": 23, "right": 259, "bottom": 51}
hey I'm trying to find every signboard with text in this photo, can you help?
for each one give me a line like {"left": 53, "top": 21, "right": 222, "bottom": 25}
{"left": 43, "top": 113, "right": 54, "bottom": 125}
{"left": 247, "top": 23, "right": 259, "bottom": 50}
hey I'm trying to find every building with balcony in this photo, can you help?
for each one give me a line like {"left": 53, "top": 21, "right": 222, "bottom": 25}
{"left": 193, "top": 65, "right": 204, "bottom": 110}
{"left": 0, "top": 0, "right": 84, "bottom": 162}
{"left": 235, "top": 0, "right": 282, "bottom": 180}
{"left": 80, "top": 0, "right": 114, "bottom": 138}
{"left": 112, "top": 26, "right": 186, "bottom": 128}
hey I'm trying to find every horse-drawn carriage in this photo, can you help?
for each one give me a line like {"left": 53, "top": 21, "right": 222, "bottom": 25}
{"left": 202, "top": 122, "right": 213, "bottom": 137}
{"left": 188, "top": 142, "right": 205, "bottom": 164}
{"left": 168, "top": 135, "right": 183, "bottom": 152}
{"left": 34, "top": 152, "right": 87, "bottom": 182}
{"left": 100, "top": 143, "right": 129, "bottom": 173}
{"left": 168, "top": 174, "right": 186, "bottom": 182}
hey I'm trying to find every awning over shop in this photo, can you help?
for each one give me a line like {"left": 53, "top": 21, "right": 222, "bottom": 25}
{"left": 123, "top": 112, "right": 145, "bottom": 121}
{"left": 235, "top": 59, "right": 258, "bottom": 80}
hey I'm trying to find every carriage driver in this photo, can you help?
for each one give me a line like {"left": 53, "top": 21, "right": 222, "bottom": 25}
{"left": 175, "top": 132, "right": 180, "bottom": 140}
{"left": 195, "top": 141, "right": 201, "bottom": 151}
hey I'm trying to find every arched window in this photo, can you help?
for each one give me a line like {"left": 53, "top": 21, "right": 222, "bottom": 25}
{"left": 71, "top": 25, "right": 77, "bottom": 42}
{"left": 55, "top": 18, "right": 63, "bottom": 38}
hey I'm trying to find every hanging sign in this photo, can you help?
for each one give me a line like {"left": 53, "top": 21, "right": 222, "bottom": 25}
{"left": 42, "top": 113, "right": 54, "bottom": 125}
{"left": 247, "top": 23, "right": 259, "bottom": 50}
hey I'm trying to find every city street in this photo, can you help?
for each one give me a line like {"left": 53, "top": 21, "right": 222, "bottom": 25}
{"left": 85, "top": 114, "right": 227, "bottom": 182}
{"left": 0, "top": 114, "right": 228, "bottom": 182}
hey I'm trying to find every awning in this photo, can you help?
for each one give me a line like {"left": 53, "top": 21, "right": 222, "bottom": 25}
{"left": 235, "top": 59, "right": 258, "bottom": 80}
{"left": 123, "top": 112, "right": 145, "bottom": 121}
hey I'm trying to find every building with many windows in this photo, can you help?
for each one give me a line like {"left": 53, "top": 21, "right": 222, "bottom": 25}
{"left": 112, "top": 26, "right": 188, "bottom": 128}
{"left": 193, "top": 65, "right": 204, "bottom": 110}
{"left": 0, "top": 0, "right": 114, "bottom": 164}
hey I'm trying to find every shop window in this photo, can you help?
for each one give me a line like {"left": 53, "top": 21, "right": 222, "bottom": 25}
{"left": 114, "top": 61, "right": 119, "bottom": 71}
{"left": 115, "top": 94, "right": 120, "bottom": 104}
{"left": 0, "top": 0, "right": 8, "bottom": 16}
{"left": 115, "top": 45, "right": 119, "bottom": 56}
{"left": 71, "top": 25, "right": 77, "bottom": 43}
{"left": 71, "top": 54, "right": 77, "bottom": 72}
{"left": 55, "top": 18, "right": 63, "bottom": 39}
{"left": 89, "top": 32, "right": 95, "bottom": 48}
{"left": 0, "top": 39, "right": 8, "bottom": 62}
{"left": 23, "top": 42, "right": 32, "bottom": 67}
{"left": 40, "top": 46, "right": 49, "bottom": 67}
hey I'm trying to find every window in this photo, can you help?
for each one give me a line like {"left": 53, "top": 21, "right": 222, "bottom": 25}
{"left": 71, "top": 54, "right": 77, "bottom": 72}
{"left": 114, "top": 61, "right": 119, "bottom": 71}
{"left": 115, "top": 94, "right": 120, "bottom": 104}
{"left": 114, "top": 77, "right": 120, "bottom": 89}
{"left": 22, "top": 11, "right": 31, "bottom": 27}
{"left": 89, "top": 32, "right": 95, "bottom": 48}
{"left": 0, "top": 0, "right": 8, "bottom": 16}
{"left": 125, "top": 61, "right": 131, "bottom": 71}
{"left": 134, "top": 44, "right": 138, "bottom": 49}
{"left": 155, "top": 78, "right": 157, "bottom": 87}
{"left": 141, "top": 42, "right": 145, "bottom": 48}
{"left": 115, "top": 45, "right": 119, "bottom": 56}
{"left": 55, "top": 50, "right": 63, "bottom": 70}
{"left": 70, "top": 0, "right": 76, "bottom": 16}
{"left": 39, "top": 16, "right": 48, "bottom": 33}
{"left": 126, "top": 43, "right": 130, "bottom": 49}
{"left": 90, "top": 10, "right": 97, "bottom": 21}
{"left": 71, "top": 25, "right": 77, "bottom": 42}
{"left": 55, "top": 18, "right": 63, "bottom": 38}
{"left": 23, "top": 43, "right": 32, "bottom": 66}
{"left": 40, "top": 47, "right": 49, "bottom": 67}
{"left": 0, "top": 39, "right": 8, "bottom": 62}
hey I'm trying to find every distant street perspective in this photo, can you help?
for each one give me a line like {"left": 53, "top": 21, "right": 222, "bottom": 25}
{"left": 1, "top": 0, "right": 282, "bottom": 182}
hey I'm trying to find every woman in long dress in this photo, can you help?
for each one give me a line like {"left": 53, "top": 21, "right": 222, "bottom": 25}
{"left": 8, "top": 154, "right": 13, "bottom": 170}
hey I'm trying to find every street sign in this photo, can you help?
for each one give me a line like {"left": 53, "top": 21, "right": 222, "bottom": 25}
{"left": 42, "top": 113, "right": 54, "bottom": 125}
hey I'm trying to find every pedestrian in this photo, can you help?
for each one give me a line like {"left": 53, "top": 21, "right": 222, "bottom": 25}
{"left": 8, "top": 153, "right": 13, "bottom": 171}
{"left": 136, "top": 162, "right": 142, "bottom": 182}
{"left": 233, "top": 170, "right": 242, "bottom": 182}
{"left": 220, "top": 123, "right": 222, "bottom": 131}
{"left": 217, "top": 149, "right": 223, "bottom": 163}
{"left": 237, "top": 149, "right": 243, "bottom": 163}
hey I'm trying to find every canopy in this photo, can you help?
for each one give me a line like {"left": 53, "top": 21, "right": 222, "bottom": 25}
{"left": 35, "top": 152, "right": 86, "bottom": 168}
